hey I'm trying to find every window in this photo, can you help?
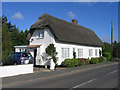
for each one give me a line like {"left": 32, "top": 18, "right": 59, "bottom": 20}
{"left": 61, "top": 48, "right": 69, "bottom": 58}
{"left": 89, "top": 49, "right": 93, "bottom": 56}
{"left": 78, "top": 49, "right": 83, "bottom": 58}
{"left": 95, "top": 49, "right": 97, "bottom": 56}
{"left": 38, "top": 30, "right": 44, "bottom": 38}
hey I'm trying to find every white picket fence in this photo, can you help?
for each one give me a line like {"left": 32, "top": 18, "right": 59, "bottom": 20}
{"left": 0, "top": 64, "right": 33, "bottom": 77}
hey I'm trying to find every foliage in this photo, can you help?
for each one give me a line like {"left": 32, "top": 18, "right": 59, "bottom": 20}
{"left": 98, "top": 56, "right": 107, "bottom": 63}
{"left": 102, "top": 52, "right": 111, "bottom": 60}
{"left": 45, "top": 44, "right": 58, "bottom": 65}
{"left": 102, "top": 41, "right": 120, "bottom": 60}
{"left": 90, "top": 58, "right": 99, "bottom": 64}
{"left": 113, "top": 41, "right": 118, "bottom": 57}
{"left": 73, "top": 59, "right": 80, "bottom": 66}
{"left": 73, "top": 51, "right": 76, "bottom": 59}
{"left": 62, "top": 59, "right": 75, "bottom": 68}
{"left": 2, "top": 16, "right": 29, "bottom": 61}
{"left": 2, "top": 18, "right": 12, "bottom": 62}
{"left": 79, "top": 58, "right": 90, "bottom": 65}
{"left": 62, "top": 58, "right": 90, "bottom": 68}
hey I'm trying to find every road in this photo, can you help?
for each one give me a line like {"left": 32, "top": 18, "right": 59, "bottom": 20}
{"left": 2, "top": 62, "right": 118, "bottom": 89}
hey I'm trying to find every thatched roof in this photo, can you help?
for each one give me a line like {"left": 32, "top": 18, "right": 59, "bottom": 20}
{"left": 30, "top": 13, "right": 103, "bottom": 47}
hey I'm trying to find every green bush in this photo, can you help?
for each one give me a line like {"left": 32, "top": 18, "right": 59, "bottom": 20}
{"left": 103, "top": 52, "right": 111, "bottom": 60}
{"left": 84, "top": 58, "right": 90, "bottom": 65}
{"left": 98, "top": 57, "right": 107, "bottom": 63}
{"left": 74, "top": 59, "right": 80, "bottom": 66}
{"left": 62, "top": 58, "right": 85, "bottom": 67}
{"left": 90, "top": 58, "right": 99, "bottom": 64}
{"left": 62, "top": 59, "right": 75, "bottom": 68}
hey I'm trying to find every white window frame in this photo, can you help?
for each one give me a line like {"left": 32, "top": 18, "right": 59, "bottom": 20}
{"left": 95, "top": 49, "right": 98, "bottom": 56}
{"left": 61, "top": 48, "right": 69, "bottom": 58}
{"left": 78, "top": 49, "right": 83, "bottom": 58}
{"left": 89, "top": 49, "right": 93, "bottom": 56}
{"left": 38, "top": 30, "right": 44, "bottom": 38}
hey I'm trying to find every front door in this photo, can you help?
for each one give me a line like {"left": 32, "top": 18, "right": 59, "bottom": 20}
{"left": 34, "top": 49, "right": 37, "bottom": 66}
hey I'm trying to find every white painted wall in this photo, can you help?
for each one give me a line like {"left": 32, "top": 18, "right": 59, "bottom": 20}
{"left": 0, "top": 64, "right": 33, "bottom": 77}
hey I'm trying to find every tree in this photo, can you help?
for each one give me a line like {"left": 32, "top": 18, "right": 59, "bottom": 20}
{"left": 2, "top": 18, "right": 12, "bottom": 62}
{"left": 45, "top": 44, "right": 58, "bottom": 65}
{"left": 102, "top": 42, "right": 111, "bottom": 60}
{"left": 73, "top": 51, "right": 76, "bottom": 59}
{"left": 2, "top": 15, "right": 29, "bottom": 62}
{"left": 113, "top": 41, "right": 118, "bottom": 57}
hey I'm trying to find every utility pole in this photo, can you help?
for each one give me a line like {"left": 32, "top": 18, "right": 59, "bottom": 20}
{"left": 111, "top": 20, "right": 113, "bottom": 61}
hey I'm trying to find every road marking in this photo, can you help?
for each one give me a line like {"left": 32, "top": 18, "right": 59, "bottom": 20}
{"left": 107, "top": 70, "right": 118, "bottom": 75}
{"left": 72, "top": 78, "right": 96, "bottom": 88}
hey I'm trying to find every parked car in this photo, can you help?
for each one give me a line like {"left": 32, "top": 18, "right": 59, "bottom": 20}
{"left": 3, "top": 52, "right": 34, "bottom": 65}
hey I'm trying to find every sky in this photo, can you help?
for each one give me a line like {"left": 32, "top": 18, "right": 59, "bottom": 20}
{"left": 2, "top": 2, "right": 118, "bottom": 43}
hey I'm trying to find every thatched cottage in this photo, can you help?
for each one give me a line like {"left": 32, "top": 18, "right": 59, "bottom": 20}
{"left": 14, "top": 13, "right": 103, "bottom": 66}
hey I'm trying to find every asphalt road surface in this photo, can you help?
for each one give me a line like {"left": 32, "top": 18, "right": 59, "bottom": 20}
{"left": 2, "top": 62, "right": 118, "bottom": 89}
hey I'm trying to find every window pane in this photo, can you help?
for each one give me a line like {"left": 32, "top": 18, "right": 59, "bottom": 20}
{"left": 89, "top": 49, "right": 93, "bottom": 56}
{"left": 78, "top": 49, "right": 83, "bottom": 58}
{"left": 38, "top": 30, "right": 44, "bottom": 38}
{"left": 61, "top": 48, "right": 69, "bottom": 58}
{"left": 95, "top": 49, "right": 97, "bottom": 56}
{"left": 41, "top": 31, "right": 44, "bottom": 38}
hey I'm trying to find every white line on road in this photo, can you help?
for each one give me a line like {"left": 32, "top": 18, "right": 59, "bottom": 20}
{"left": 72, "top": 78, "right": 96, "bottom": 88}
{"left": 107, "top": 70, "right": 118, "bottom": 75}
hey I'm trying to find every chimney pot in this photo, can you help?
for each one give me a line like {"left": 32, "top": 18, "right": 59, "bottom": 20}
{"left": 72, "top": 19, "right": 78, "bottom": 25}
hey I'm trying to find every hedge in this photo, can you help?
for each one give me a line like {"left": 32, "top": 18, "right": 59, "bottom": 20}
{"left": 62, "top": 57, "right": 109, "bottom": 67}
{"left": 98, "top": 57, "right": 107, "bottom": 63}
{"left": 62, "top": 58, "right": 89, "bottom": 67}
{"left": 62, "top": 59, "right": 75, "bottom": 68}
{"left": 90, "top": 58, "right": 99, "bottom": 64}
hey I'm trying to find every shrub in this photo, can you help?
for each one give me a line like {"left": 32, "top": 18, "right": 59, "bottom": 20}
{"left": 90, "top": 58, "right": 99, "bottom": 64}
{"left": 73, "top": 59, "right": 80, "bottom": 66}
{"left": 98, "top": 57, "right": 107, "bottom": 63}
{"left": 78, "top": 58, "right": 90, "bottom": 65}
{"left": 45, "top": 44, "right": 58, "bottom": 66}
{"left": 103, "top": 52, "right": 111, "bottom": 60}
{"left": 62, "top": 59, "right": 75, "bottom": 68}
{"left": 73, "top": 51, "right": 76, "bottom": 59}
{"left": 84, "top": 58, "right": 90, "bottom": 65}
{"left": 78, "top": 58, "right": 84, "bottom": 65}
{"left": 62, "top": 58, "right": 90, "bottom": 68}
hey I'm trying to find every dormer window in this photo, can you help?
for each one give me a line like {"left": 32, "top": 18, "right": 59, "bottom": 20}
{"left": 38, "top": 30, "right": 44, "bottom": 38}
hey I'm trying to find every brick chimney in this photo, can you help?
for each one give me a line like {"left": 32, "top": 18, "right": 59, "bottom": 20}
{"left": 72, "top": 19, "right": 78, "bottom": 25}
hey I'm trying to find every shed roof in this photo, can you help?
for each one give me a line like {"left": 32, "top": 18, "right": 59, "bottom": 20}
{"left": 30, "top": 13, "right": 103, "bottom": 47}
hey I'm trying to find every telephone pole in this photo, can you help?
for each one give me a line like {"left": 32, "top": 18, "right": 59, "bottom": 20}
{"left": 111, "top": 20, "right": 113, "bottom": 61}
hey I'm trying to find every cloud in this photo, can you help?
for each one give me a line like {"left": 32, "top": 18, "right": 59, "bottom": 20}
{"left": 67, "top": 11, "right": 76, "bottom": 19}
{"left": 12, "top": 12, "right": 23, "bottom": 20}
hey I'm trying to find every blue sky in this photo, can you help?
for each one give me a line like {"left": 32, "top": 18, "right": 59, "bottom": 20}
{"left": 2, "top": 2, "right": 118, "bottom": 43}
